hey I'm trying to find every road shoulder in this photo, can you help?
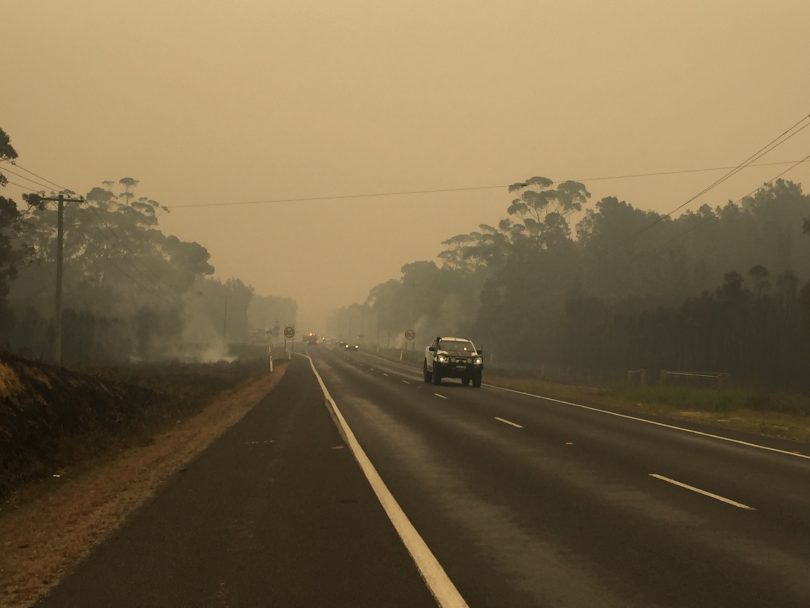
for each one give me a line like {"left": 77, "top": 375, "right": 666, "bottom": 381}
{"left": 0, "top": 362, "right": 287, "bottom": 608}
{"left": 34, "top": 357, "right": 437, "bottom": 608}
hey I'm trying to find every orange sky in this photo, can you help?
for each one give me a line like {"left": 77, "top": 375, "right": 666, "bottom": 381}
{"left": 4, "top": 0, "right": 810, "bottom": 327}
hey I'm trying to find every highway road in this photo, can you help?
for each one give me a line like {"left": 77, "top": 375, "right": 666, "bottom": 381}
{"left": 37, "top": 346, "right": 810, "bottom": 607}
{"left": 312, "top": 345, "right": 810, "bottom": 608}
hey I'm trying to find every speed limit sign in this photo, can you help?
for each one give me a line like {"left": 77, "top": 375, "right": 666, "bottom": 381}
{"left": 284, "top": 326, "right": 295, "bottom": 339}
{"left": 404, "top": 329, "right": 416, "bottom": 341}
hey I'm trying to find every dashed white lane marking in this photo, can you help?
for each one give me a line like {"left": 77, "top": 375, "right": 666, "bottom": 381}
{"left": 433, "top": 393, "right": 448, "bottom": 400}
{"left": 383, "top": 373, "right": 389, "bottom": 377}
{"left": 649, "top": 474, "right": 756, "bottom": 510}
{"left": 486, "top": 384, "right": 810, "bottom": 461}
{"left": 401, "top": 380, "right": 411, "bottom": 385}
{"left": 304, "top": 355, "right": 469, "bottom": 608}
{"left": 494, "top": 416, "right": 524, "bottom": 429}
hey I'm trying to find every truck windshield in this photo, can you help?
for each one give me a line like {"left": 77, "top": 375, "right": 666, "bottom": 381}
{"left": 439, "top": 340, "right": 475, "bottom": 353}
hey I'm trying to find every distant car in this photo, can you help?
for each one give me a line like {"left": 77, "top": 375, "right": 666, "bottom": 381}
{"left": 424, "top": 336, "right": 483, "bottom": 387}
{"left": 344, "top": 343, "right": 359, "bottom": 351}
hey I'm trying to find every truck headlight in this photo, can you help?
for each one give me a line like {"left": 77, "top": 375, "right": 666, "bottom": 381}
{"left": 474, "top": 357, "right": 483, "bottom": 365}
{"left": 437, "top": 354, "right": 448, "bottom": 363}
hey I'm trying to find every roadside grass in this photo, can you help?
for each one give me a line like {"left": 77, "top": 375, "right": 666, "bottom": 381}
{"left": 611, "top": 383, "right": 810, "bottom": 416}
{"left": 611, "top": 384, "right": 763, "bottom": 412}
{"left": 484, "top": 373, "right": 810, "bottom": 444}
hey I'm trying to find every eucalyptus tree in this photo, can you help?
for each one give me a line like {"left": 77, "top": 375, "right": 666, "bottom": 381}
{"left": 0, "top": 128, "right": 24, "bottom": 316}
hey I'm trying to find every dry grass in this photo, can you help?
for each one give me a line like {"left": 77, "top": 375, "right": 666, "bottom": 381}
{"left": 0, "top": 363, "right": 23, "bottom": 398}
{"left": 486, "top": 374, "right": 810, "bottom": 444}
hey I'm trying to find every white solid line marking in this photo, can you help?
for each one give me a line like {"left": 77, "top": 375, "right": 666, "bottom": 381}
{"left": 304, "top": 355, "right": 469, "bottom": 608}
{"left": 383, "top": 373, "right": 389, "bottom": 377}
{"left": 485, "top": 384, "right": 810, "bottom": 461}
{"left": 401, "top": 380, "right": 411, "bottom": 385}
{"left": 494, "top": 416, "right": 524, "bottom": 429}
{"left": 433, "top": 393, "right": 448, "bottom": 400}
{"left": 649, "top": 474, "right": 755, "bottom": 510}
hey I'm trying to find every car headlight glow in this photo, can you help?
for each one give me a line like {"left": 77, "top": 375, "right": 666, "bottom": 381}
{"left": 474, "top": 357, "right": 483, "bottom": 365}
{"left": 437, "top": 354, "right": 448, "bottom": 363}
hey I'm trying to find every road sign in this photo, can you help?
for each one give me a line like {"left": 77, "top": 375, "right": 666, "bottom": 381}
{"left": 284, "top": 326, "right": 295, "bottom": 339}
{"left": 404, "top": 329, "right": 416, "bottom": 341}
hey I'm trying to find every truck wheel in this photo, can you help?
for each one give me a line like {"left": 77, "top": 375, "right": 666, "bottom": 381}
{"left": 472, "top": 373, "right": 482, "bottom": 388}
{"left": 432, "top": 368, "right": 442, "bottom": 385}
{"left": 462, "top": 375, "right": 471, "bottom": 387}
{"left": 423, "top": 361, "right": 432, "bottom": 383}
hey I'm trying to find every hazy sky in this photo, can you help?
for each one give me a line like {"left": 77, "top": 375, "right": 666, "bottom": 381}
{"left": 4, "top": 0, "right": 810, "bottom": 327}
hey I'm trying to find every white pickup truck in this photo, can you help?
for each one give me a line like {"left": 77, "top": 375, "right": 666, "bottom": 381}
{"left": 423, "top": 336, "right": 483, "bottom": 387}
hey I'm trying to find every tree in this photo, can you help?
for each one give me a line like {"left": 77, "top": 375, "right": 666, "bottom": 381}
{"left": 6, "top": 178, "right": 217, "bottom": 361}
{"left": 0, "top": 128, "right": 23, "bottom": 313}
{"left": 0, "top": 127, "right": 19, "bottom": 185}
{"left": 118, "top": 177, "right": 139, "bottom": 206}
{"left": 506, "top": 177, "right": 589, "bottom": 245}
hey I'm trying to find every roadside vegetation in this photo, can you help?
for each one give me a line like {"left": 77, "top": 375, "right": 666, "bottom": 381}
{"left": 331, "top": 173, "right": 810, "bottom": 395}
{"left": 610, "top": 383, "right": 810, "bottom": 416}
{"left": 0, "top": 126, "right": 296, "bottom": 365}
{"left": 484, "top": 371, "right": 810, "bottom": 444}
{"left": 0, "top": 352, "right": 265, "bottom": 501}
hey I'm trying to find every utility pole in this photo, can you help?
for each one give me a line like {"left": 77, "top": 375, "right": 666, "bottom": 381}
{"left": 223, "top": 294, "right": 229, "bottom": 341}
{"left": 39, "top": 193, "right": 84, "bottom": 366}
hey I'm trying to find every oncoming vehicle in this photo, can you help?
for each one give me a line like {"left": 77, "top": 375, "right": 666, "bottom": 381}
{"left": 344, "top": 343, "right": 359, "bottom": 351}
{"left": 303, "top": 332, "right": 319, "bottom": 345}
{"left": 424, "top": 336, "right": 483, "bottom": 387}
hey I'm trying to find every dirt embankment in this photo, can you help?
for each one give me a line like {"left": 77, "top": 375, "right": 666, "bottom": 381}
{"left": 0, "top": 354, "right": 265, "bottom": 498}
{"left": 1, "top": 355, "right": 152, "bottom": 498}
{"left": 0, "top": 354, "right": 287, "bottom": 608}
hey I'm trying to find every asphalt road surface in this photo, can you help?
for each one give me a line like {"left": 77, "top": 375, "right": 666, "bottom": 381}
{"left": 36, "top": 358, "right": 436, "bottom": 608}
{"left": 38, "top": 347, "right": 810, "bottom": 607}
{"left": 310, "top": 346, "right": 810, "bottom": 608}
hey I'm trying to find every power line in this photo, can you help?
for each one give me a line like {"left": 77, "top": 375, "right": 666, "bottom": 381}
{"left": 0, "top": 161, "right": 176, "bottom": 300}
{"left": 659, "top": 152, "right": 810, "bottom": 250}
{"left": 5, "top": 155, "right": 810, "bottom": 212}
{"left": 0, "top": 159, "right": 72, "bottom": 192}
{"left": 165, "top": 158, "right": 810, "bottom": 209}
{"left": 0, "top": 160, "right": 166, "bottom": 285}
{"left": 603, "top": 114, "right": 810, "bottom": 253}
{"left": 4, "top": 180, "right": 46, "bottom": 192}
{"left": 0, "top": 165, "right": 60, "bottom": 192}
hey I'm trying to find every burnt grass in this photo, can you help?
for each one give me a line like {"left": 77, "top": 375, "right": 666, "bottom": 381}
{"left": 0, "top": 353, "right": 264, "bottom": 500}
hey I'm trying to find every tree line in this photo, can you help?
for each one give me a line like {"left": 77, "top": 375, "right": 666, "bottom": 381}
{"left": 0, "top": 127, "right": 296, "bottom": 364}
{"left": 330, "top": 174, "right": 810, "bottom": 388}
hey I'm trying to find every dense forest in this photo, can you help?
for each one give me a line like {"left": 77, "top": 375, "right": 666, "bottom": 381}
{"left": 330, "top": 175, "right": 810, "bottom": 388}
{"left": 0, "top": 127, "right": 295, "bottom": 364}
